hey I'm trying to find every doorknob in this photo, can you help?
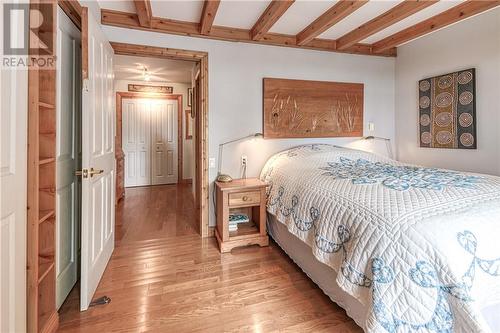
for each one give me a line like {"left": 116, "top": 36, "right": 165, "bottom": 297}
{"left": 89, "top": 168, "right": 104, "bottom": 177}
{"left": 76, "top": 169, "right": 89, "bottom": 178}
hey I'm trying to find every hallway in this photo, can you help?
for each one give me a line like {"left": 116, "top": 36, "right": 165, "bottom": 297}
{"left": 57, "top": 184, "right": 361, "bottom": 333}
{"left": 115, "top": 184, "right": 198, "bottom": 243}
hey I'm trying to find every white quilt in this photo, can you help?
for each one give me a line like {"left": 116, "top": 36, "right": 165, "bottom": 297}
{"left": 260, "top": 144, "right": 500, "bottom": 333}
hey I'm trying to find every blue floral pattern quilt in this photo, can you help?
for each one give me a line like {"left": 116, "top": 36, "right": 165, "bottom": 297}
{"left": 260, "top": 144, "right": 500, "bottom": 333}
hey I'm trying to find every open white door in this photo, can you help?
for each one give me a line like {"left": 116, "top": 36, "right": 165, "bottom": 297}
{"left": 56, "top": 6, "right": 82, "bottom": 309}
{"left": 80, "top": 9, "right": 115, "bottom": 311}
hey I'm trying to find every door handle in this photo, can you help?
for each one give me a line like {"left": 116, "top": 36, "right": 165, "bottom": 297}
{"left": 76, "top": 169, "right": 89, "bottom": 178}
{"left": 89, "top": 168, "right": 104, "bottom": 177}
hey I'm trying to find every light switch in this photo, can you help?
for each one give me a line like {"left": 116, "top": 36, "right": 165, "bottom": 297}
{"left": 368, "top": 122, "right": 375, "bottom": 131}
{"left": 209, "top": 158, "right": 216, "bottom": 168}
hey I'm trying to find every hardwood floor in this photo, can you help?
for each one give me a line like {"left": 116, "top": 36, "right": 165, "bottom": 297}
{"left": 58, "top": 184, "right": 362, "bottom": 332}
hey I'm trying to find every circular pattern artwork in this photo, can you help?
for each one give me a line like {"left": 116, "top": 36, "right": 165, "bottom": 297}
{"left": 420, "top": 114, "right": 431, "bottom": 127}
{"left": 435, "top": 112, "right": 452, "bottom": 127}
{"left": 436, "top": 131, "right": 453, "bottom": 145}
{"left": 438, "top": 75, "right": 453, "bottom": 89}
{"left": 435, "top": 92, "right": 453, "bottom": 108}
{"left": 459, "top": 113, "right": 473, "bottom": 127}
{"left": 460, "top": 133, "right": 474, "bottom": 147}
{"left": 421, "top": 132, "right": 432, "bottom": 145}
{"left": 458, "top": 71, "right": 473, "bottom": 85}
{"left": 419, "top": 96, "right": 430, "bottom": 109}
{"left": 419, "top": 80, "right": 430, "bottom": 92}
{"left": 459, "top": 91, "right": 473, "bottom": 105}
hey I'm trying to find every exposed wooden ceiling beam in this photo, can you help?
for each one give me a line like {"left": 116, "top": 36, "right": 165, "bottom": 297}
{"left": 336, "top": 0, "right": 439, "bottom": 50}
{"left": 296, "top": 0, "right": 368, "bottom": 46}
{"left": 200, "top": 0, "right": 221, "bottom": 35}
{"left": 133, "top": 0, "right": 152, "bottom": 28}
{"left": 251, "top": 0, "right": 295, "bottom": 41}
{"left": 101, "top": 9, "right": 396, "bottom": 57}
{"left": 373, "top": 0, "right": 500, "bottom": 53}
{"left": 58, "top": 0, "right": 83, "bottom": 29}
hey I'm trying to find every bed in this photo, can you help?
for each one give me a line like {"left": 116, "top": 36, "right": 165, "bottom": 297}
{"left": 260, "top": 144, "right": 500, "bottom": 333}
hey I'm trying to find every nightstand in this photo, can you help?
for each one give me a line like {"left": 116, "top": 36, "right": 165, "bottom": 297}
{"left": 215, "top": 178, "right": 269, "bottom": 253}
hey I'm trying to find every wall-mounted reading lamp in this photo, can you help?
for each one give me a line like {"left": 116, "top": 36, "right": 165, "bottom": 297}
{"left": 217, "top": 133, "right": 263, "bottom": 183}
{"left": 361, "top": 136, "right": 393, "bottom": 159}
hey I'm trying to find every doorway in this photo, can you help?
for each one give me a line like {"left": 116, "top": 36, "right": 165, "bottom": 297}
{"left": 111, "top": 43, "right": 210, "bottom": 237}
{"left": 117, "top": 94, "right": 183, "bottom": 187}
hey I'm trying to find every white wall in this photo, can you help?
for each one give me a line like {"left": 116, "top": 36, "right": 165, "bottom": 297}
{"left": 395, "top": 8, "right": 500, "bottom": 176}
{"left": 115, "top": 80, "right": 194, "bottom": 180}
{"left": 103, "top": 26, "right": 396, "bottom": 226}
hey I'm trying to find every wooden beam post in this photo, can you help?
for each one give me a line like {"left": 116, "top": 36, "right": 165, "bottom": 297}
{"left": 372, "top": 0, "right": 500, "bottom": 53}
{"left": 251, "top": 0, "right": 294, "bottom": 41}
{"left": 296, "top": 0, "right": 368, "bottom": 46}
{"left": 336, "top": 0, "right": 438, "bottom": 50}
{"left": 200, "top": 0, "right": 220, "bottom": 35}
{"left": 133, "top": 0, "right": 152, "bottom": 28}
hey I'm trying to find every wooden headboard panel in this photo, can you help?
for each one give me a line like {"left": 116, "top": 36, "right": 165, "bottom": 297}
{"left": 263, "top": 78, "right": 363, "bottom": 138}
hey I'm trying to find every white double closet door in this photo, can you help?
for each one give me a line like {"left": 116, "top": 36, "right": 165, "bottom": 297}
{"left": 123, "top": 98, "right": 178, "bottom": 187}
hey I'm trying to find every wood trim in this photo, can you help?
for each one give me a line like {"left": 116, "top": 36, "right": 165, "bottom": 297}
{"left": 58, "top": 0, "right": 83, "bottom": 29}
{"left": 185, "top": 109, "right": 193, "bottom": 140}
{"left": 336, "top": 0, "right": 438, "bottom": 50}
{"left": 200, "top": 55, "right": 209, "bottom": 237}
{"left": 251, "top": 0, "right": 295, "bottom": 41}
{"left": 372, "top": 0, "right": 500, "bottom": 53}
{"left": 102, "top": 9, "right": 397, "bottom": 57}
{"left": 81, "top": 6, "right": 88, "bottom": 79}
{"left": 133, "top": 0, "right": 152, "bottom": 28}
{"left": 200, "top": 0, "right": 220, "bottom": 35}
{"left": 115, "top": 92, "right": 184, "bottom": 183}
{"left": 296, "top": 0, "right": 368, "bottom": 46}
{"left": 111, "top": 41, "right": 208, "bottom": 61}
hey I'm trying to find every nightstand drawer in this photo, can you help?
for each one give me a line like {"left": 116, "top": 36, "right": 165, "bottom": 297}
{"left": 228, "top": 191, "right": 260, "bottom": 206}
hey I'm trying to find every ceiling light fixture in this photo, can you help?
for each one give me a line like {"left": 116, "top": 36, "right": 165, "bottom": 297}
{"left": 142, "top": 67, "right": 151, "bottom": 81}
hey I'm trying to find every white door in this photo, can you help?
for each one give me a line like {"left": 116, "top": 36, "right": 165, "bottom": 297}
{"left": 56, "top": 7, "right": 81, "bottom": 309}
{"left": 80, "top": 9, "right": 115, "bottom": 311}
{"left": 151, "top": 99, "right": 178, "bottom": 185}
{"left": 122, "top": 98, "right": 178, "bottom": 186}
{"left": 0, "top": 28, "right": 28, "bottom": 332}
{"left": 122, "top": 98, "right": 151, "bottom": 187}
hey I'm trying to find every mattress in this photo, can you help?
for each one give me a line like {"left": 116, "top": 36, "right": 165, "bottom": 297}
{"left": 260, "top": 144, "right": 500, "bottom": 333}
{"left": 268, "top": 215, "right": 500, "bottom": 332}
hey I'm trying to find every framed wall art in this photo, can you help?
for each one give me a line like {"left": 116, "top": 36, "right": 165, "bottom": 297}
{"left": 128, "top": 84, "right": 173, "bottom": 94}
{"left": 419, "top": 68, "right": 476, "bottom": 149}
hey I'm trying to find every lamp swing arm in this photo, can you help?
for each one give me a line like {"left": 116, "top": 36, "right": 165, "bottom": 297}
{"left": 217, "top": 133, "right": 262, "bottom": 175}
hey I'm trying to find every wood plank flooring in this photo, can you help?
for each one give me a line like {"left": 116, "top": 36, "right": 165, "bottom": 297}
{"left": 58, "top": 184, "right": 362, "bottom": 332}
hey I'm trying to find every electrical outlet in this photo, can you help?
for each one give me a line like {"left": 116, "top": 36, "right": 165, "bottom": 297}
{"left": 368, "top": 122, "right": 375, "bottom": 131}
{"left": 209, "top": 157, "right": 216, "bottom": 169}
{"left": 241, "top": 155, "right": 248, "bottom": 166}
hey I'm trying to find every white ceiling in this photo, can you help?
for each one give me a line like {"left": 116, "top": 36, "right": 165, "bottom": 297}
{"left": 98, "top": 0, "right": 470, "bottom": 45}
{"left": 114, "top": 54, "right": 194, "bottom": 83}
{"left": 214, "top": 1, "right": 271, "bottom": 29}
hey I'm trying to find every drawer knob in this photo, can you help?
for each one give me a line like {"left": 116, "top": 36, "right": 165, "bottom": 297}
{"left": 242, "top": 196, "right": 249, "bottom": 201}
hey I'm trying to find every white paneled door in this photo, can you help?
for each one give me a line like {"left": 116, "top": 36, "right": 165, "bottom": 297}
{"left": 122, "top": 99, "right": 150, "bottom": 187}
{"left": 123, "top": 98, "right": 178, "bottom": 187}
{"left": 0, "top": 17, "right": 28, "bottom": 332}
{"left": 56, "top": 7, "right": 81, "bottom": 310}
{"left": 80, "top": 10, "right": 115, "bottom": 311}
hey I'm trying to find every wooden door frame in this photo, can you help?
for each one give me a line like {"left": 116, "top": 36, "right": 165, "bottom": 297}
{"left": 111, "top": 43, "right": 209, "bottom": 238}
{"left": 60, "top": 5, "right": 210, "bottom": 239}
{"left": 115, "top": 92, "right": 184, "bottom": 185}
